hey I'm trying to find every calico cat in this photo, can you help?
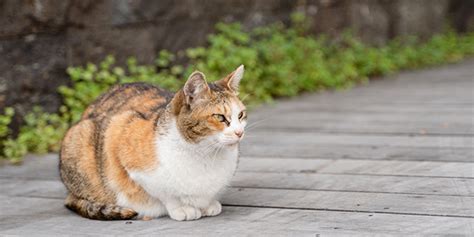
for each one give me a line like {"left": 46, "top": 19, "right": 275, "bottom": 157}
{"left": 59, "top": 65, "right": 247, "bottom": 221}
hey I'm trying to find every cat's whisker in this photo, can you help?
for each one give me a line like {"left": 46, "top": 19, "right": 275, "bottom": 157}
{"left": 246, "top": 118, "right": 270, "bottom": 128}
{"left": 239, "top": 93, "right": 251, "bottom": 102}
{"left": 209, "top": 144, "right": 223, "bottom": 160}
{"left": 198, "top": 141, "right": 218, "bottom": 152}
{"left": 195, "top": 141, "right": 220, "bottom": 156}
{"left": 205, "top": 140, "right": 224, "bottom": 155}
{"left": 244, "top": 126, "right": 263, "bottom": 133}
{"left": 242, "top": 135, "right": 257, "bottom": 138}
{"left": 243, "top": 118, "right": 270, "bottom": 132}
{"left": 202, "top": 147, "right": 217, "bottom": 155}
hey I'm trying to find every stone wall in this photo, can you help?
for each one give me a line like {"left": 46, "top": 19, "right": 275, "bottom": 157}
{"left": 0, "top": 0, "right": 472, "bottom": 127}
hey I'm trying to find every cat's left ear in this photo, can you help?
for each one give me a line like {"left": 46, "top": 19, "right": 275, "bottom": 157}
{"left": 217, "top": 65, "right": 244, "bottom": 94}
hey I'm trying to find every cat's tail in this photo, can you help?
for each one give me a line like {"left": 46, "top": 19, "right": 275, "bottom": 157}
{"left": 65, "top": 194, "right": 138, "bottom": 220}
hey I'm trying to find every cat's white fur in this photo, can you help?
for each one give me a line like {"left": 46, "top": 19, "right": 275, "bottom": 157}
{"left": 117, "top": 98, "right": 246, "bottom": 221}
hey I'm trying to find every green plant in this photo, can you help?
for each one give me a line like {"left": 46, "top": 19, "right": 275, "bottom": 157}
{"left": 0, "top": 107, "right": 18, "bottom": 162}
{"left": 58, "top": 54, "right": 185, "bottom": 124}
{"left": 0, "top": 107, "right": 14, "bottom": 139}
{"left": 2, "top": 14, "right": 474, "bottom": 163}
{"left": 1, "top": 107, "right": 69, "bottom": 163}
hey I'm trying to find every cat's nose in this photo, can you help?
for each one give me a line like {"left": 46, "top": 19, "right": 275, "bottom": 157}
{"left": 234, "top": 130, "right": 244, "bottom": 138}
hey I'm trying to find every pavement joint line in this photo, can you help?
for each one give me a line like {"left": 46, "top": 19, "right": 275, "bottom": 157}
{"left": 237, "top": 170, "right": 474, "bottom": 179}
{"left": 230, "top": 186, "right": 474, "bottom": 197}
{"left": 222, "top": 204, "right": 474, "bottom": 219}
{"left": 240, "top": 155, "right": 474, "bottom": 163}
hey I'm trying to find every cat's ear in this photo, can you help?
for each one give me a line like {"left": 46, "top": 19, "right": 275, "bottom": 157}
{"left": 217, "top": 65, "right": 244, "bottom": 94}
{"left": 183, "top": 71, "right": 210, "bottom": 106}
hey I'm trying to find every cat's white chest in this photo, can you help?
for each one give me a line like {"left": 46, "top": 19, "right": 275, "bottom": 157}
{"left": 129, "top": 120, "right": 238, "bottom": 202}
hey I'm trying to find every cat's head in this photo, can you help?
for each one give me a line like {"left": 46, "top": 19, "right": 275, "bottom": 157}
{"left": 172, "top": 65, "right": 247, "bottom": 146}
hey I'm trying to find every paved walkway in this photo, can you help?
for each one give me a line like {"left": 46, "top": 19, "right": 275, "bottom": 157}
{"left": 1, "top": 60, "right": 473, "bottom": 236}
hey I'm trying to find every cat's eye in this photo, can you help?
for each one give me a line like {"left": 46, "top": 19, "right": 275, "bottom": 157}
{"left": 238, "top": 111, "right": 246, "bottom": 120}
{"left": 213, "top": 114, "right": 229, "bottom": 125}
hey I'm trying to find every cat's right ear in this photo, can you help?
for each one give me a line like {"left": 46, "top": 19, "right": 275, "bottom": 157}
{"left": 183, "top": 71, "right": 210, "bottom": 107}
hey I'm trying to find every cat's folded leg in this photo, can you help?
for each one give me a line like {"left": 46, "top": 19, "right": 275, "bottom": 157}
{"left": 163, "top": 197, "right": 202, "bottom": 221}
{"left": 201, "top": 200, "right": 222, "bottom": 217}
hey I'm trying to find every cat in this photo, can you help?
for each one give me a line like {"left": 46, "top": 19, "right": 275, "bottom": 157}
{"left": 59, "top": 65, "right": 247, "bottom": 221}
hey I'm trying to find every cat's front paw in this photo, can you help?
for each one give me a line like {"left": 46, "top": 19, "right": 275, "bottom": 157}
{"left": 168, "top": 206, "right": 202, "bottom": 221}
{"left": 202, "top": 200, "right": 222, "bottom": 217}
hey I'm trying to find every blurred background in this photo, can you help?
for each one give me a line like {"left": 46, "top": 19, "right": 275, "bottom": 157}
{"left": 2, "top": 0, "right": 473, "bottom": 116}
{"left": 1, "top": 2, "right": 474, "bottom": 235}
{"left": 0, "top": 0, "right": 473, "bottom": 162}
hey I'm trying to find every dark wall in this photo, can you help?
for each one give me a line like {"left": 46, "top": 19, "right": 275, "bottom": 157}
{"left": 0, "top": 0, "right": 473, "bottom": 122}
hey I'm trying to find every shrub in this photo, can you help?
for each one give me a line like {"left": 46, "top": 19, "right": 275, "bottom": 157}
{"left": 2, "top": 14, "right": 474, "bottom": 162}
